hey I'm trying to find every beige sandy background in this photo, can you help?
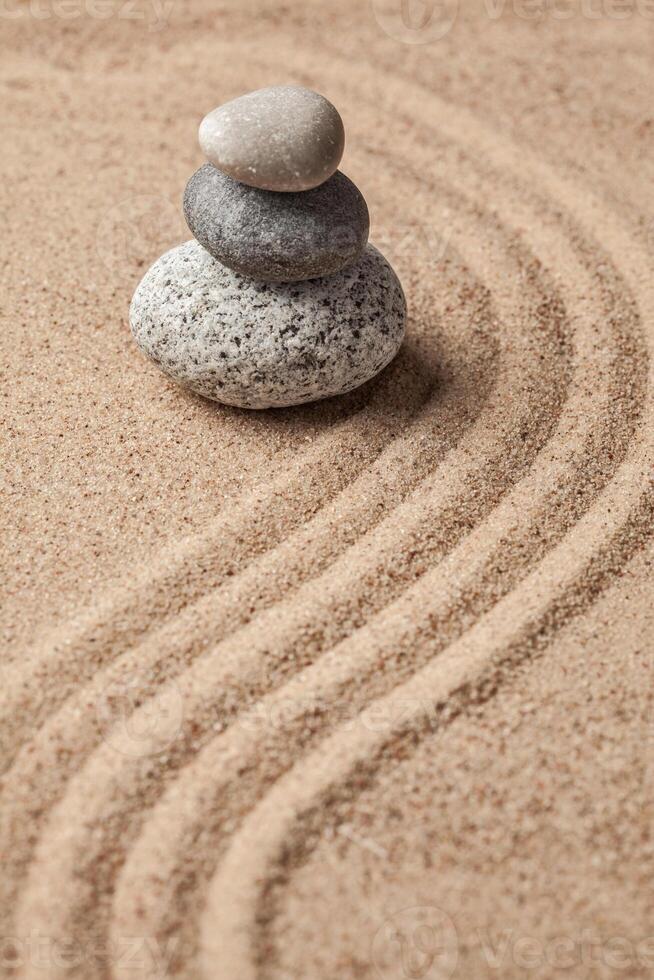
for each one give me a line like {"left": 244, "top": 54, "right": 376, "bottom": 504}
{"left": 1, "top": 0, "right": 653, "bottom": 977}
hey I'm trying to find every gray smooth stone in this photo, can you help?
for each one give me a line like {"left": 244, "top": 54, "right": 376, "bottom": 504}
{"left": 198, "top": 85, "right": 345, "bottom": 192}
{"left": 129, "top": 240, "right": 406, "bottom": 410}
{"left": 183, "top": 164, "right": 369, "bottom": 282}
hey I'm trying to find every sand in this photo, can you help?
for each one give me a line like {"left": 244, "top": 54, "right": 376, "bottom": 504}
{"left": 1, "top": 1, "right": 653, "bottom": 977}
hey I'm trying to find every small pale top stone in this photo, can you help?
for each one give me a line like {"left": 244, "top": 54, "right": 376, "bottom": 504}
{"left": 198, "top": 85, "right": 345, "bottom": 193}
{"left": 129, "top": 240, "right": 406, "bottom": 409}
{"left": 183, "top": 164, "right": 369, "bottom": 282}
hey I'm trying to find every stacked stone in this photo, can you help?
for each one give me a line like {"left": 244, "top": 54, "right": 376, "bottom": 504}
{"left": 130, "top": 86, "right": 406, "bottom": 409}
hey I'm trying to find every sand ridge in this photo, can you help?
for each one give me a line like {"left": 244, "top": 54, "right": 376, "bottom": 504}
{"left": 1, "top": 2, "right": 653, "bottom": 978}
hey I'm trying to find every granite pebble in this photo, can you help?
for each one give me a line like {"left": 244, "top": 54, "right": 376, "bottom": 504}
{"left": 183, "top": 164, "right": 369, "bottom": 282}
{"left": 129, "top": 240, "right": 406, "bottom": 409}
{"left": 198, "top": 85, "right": 345, "bottom": 193}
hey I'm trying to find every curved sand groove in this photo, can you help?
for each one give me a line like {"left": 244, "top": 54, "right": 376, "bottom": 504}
{"left": 91, "top": 51, "right": 654, "bottom": 972}
{"left": 8, "top": 193, "right": 569, "bottom": 978}
{"left": 0, "top": 359, "right": 432, "bottom": 770}
{"left": 9, "top": 166, "right": 582, "bottom": 976}
{"left": 0, "top": 334, "right": 444, "bottom": 946}
{"left": 191, "top": 71, "right": 654, "bottom": 979}
{"left": 0, "top": 176, "right": 500, "bottom": 947}
{"left": 199, "top": 461, "right": 653, "bottom": 980}
{"left": 12, "top": 105, "right": 648, "bottom": 972}
{"left": 101, "top": 97, "right": 651, "bottom": 977}
{"left": 0, "top": 139, "right": 499, "bottom": 778}
{"left": 1, "top": 85, "right": 573, "bottom": 926}
{"left": 0, "top": 371, "right": 447, "bottom": 951}
{"left": 117, "top": 308, "right": 642, "bottom": 979}
{"left": 108, "top": 266, "right": 643, "bottom": 978}
{"left": 0, "top": 96, "right": 509, "bottom": 778}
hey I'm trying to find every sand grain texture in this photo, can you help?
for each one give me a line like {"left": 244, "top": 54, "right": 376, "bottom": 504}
{"left": 1, "top": 3, "right": 653, "bottom": 978}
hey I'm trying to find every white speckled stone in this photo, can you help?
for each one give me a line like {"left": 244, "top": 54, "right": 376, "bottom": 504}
{"left": 198, "top": 86, "right": 345, "bottom": 193}
{"left": 129, "top": 240, "right": 406, "bottom": 409}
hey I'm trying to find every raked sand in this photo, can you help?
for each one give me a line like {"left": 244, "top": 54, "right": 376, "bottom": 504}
{"left": 1, "top": 1, "right": 653, "bottom": 977}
